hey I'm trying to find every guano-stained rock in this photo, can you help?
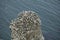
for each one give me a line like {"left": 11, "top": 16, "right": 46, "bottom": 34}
{"left": 9, "top": 11, "right": 44, "bottom": 40}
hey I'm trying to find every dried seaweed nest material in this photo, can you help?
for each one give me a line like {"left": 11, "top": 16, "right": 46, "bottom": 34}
{"left": 9, "top": 11, "right": 44, "bottom": 40}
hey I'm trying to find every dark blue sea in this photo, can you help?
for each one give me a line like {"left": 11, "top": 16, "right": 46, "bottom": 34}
{"left": 0, "top": 0, "right": 60, "bottom": 40}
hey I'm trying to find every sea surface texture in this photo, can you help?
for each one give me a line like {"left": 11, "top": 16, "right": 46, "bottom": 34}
{"left": 0, "top": 0, "right": 60, "bottom": 40}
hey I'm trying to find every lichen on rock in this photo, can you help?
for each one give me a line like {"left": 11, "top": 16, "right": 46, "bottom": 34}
{"left": 9, "top": 11, "right": 44, "bottom": 40}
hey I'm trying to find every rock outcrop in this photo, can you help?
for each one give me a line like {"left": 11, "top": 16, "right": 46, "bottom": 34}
{"left": 9, "top": 11, "right": 44, "bottom": 40}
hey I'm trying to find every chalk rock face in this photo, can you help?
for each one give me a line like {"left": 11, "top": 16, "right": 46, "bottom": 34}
{"left": 9, "top": 11, "right": 44, "bottom": 40}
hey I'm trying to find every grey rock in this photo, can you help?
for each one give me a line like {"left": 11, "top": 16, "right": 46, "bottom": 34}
{"left": 9, "top": 11, "right": 44, "bottom": 40}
